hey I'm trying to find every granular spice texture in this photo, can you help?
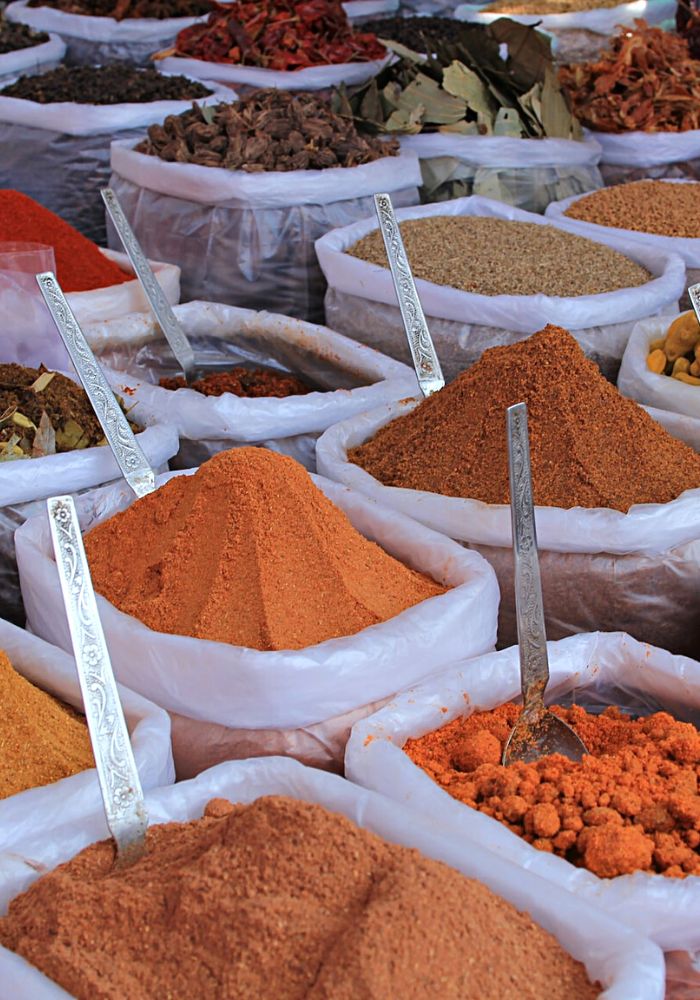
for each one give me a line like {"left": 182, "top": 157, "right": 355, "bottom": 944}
{"left": 0, "top": 795, "right": 600, "bottom": 999}
{"left": 350, "top": 326, "right": 700, "bottom": 512}
{"left": 347, "top": 216, "right": 651, "bottom": 297}
{"left": 405, "top": 703, "right": 700, "bottom": 879}
{"left": 0, "top": 649, "right": 93, "bottom": 800}
{"left": 159, "top": 366, "right": 310, "bottom": 398}
{"left": 84, "top": 447, "right": 446, "bottom": 650}
{"left": 486, "top": 0, "right": 621, "bottom": 11}
{"left": 564, "top": 180, "right": 700, "bottom": 237}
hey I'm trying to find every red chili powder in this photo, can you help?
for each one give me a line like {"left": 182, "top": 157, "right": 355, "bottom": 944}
{"left": 0, "top": 190, "right": 131, "bottom": 292}
{"left": 0, "top": 796, "right": 600, "bottom": 999}
{"left": 84, "top": 447, "right": 446, "bottom": 650}
{"left": 405, "top": 703, "right": 700, "bottom": 879}
{"left": 159, "top": 366, "right": 311, "bottom": 398}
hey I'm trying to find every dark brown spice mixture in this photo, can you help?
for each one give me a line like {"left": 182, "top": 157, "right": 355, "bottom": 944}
{"left": 361, "top": 15, "right": 475, "bottom": 52}
{"left": 406, "top": 703, "right": 700, "bottom": 879}
{"left": 137, "top": 88, "right": 398, "bottom": 170}
{"left": 159, "top": 366, "right": 311, "bottom": 397}
{"left": 350, "top": 325, "right": 700, "bottom": 512}
{"left": 27, "top": 0, "right": 214, "bottom": 18}
{"left": 1, "top": 64, "right": 212, "bottom": 105}
{"left": 0, "top": 795, "right": 600, "bottom": 999}
{"left": 0, "top": 18, "right": 48, "bottom": 54}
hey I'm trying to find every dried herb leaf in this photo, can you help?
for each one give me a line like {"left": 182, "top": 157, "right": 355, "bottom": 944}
{"left": 493, "top": 106, "right": 525, "bottom": 136}
{"left": 31, "top": 371, "right": 57, "bottom": 394}
{"left": 55, "top": 418, "right": 90, "bottom": 451}
{"left": 11, "top": 411, "right": 36, "bottom": 431}
{"left": 31, "top": 411, "right": 56, "bottom": 458}
{"left": 443, "top": 61, "right": 496, "bottom": 120}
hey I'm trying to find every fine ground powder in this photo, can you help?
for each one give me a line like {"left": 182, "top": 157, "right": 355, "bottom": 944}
{"left": 84, "top": 447, "right": 446, "bottom": 651}
{"left": 564, "top": 180, "right": 700, "bottom": 238}
{"left": 350, "top": 325, "right": 700, "bottom": 511}
{"left": 0, "top": 650, "right": 93, "bottom": 800}
{"left": 0, "top": 796, "right": 600, "bottom": 999}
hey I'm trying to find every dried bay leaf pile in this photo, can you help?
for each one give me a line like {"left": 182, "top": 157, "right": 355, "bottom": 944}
{"left": 333, "top": 18, "right": 581, "bottom": 140}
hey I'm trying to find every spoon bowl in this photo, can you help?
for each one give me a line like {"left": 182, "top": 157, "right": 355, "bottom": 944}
{"left": 503, "top": 705, "right": 587, "bottom": 767}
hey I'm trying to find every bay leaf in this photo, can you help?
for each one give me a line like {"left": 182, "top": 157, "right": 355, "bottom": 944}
{"left": 32, "top": 410, "right": 56, "bottom": 458}
{"left": 384, "top": 38, "right": 427, "bottom": 64}
{"left": 398, "top": 73, "right": 466, "bottom": 125}
{"left": 385, "top": 103, "right": 425, "bottom": 133}
{"left": 200, "top": 103, "right": 216, "bottom": 126}
{"left": 540, "top": 64, "right": 581, "bottom": 139}
{"left": 488, "top": 17, "right": 552, "bottom": 90}
{"left": 360, "top": 81, "right": 385, "bottom": 125}
{"left": 31, "top": 370, "right": 57, "bottom": 394}
{"left": 56, "top": 418, "right": 90, "bottom": 451}
{"left": 443, "top": 61, "right": 496, "bottom": 120}
{"left": 493, "top": 107, "right": 525, "bottom": 136}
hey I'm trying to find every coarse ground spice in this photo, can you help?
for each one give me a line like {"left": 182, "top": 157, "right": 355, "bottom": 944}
{"left": 0, "top": 190, "right": 130, "bottom": 293}
{"left": 485, "top": 0, "right": 621, "bottom": 12}
{"left": 84, "top": 447, "right": 446, "bottom": 650}
{"left": 0, "top": 795, "right": 600, "bottom": 999}
{"left": 348, "top": 217, "right": 651, "bottom": 297}
{"left": 0, "top": 649, "right": 93, "bottom": 800}
{"left": 361, "top": 15, "right": 468, "bottom": 50}
{"left": 0, "top": 18, "right": 48, "bottom": 54}
{"left": 350, "top": 326, "right": 700, "bottom": 512}
{"left": 159, "top": 366, "right": 311, "bottom": 398}
{"left": 0, "top": 64, "right": 212, "bottom": 105}
{"left": 564, "top": 180, "right": 700, "bottom": 238}
{"left": 405, "top": 703, "right": 700, "bottom": 879}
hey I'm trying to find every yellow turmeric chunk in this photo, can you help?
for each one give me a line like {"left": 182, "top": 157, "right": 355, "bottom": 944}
{"left": 674, "top": 372, "right": 700, "bottom": 386}
{"left": 673, "top": 357, "right": 691, "bottom": 375}
{"left": 647, "top": 349, "right": 667, "bottom": 374}
{"left": 649, "top": 337, "right": 666, "bottom": 352}
{"left": 665, "top": 312, "right": 700, "bottom": 362}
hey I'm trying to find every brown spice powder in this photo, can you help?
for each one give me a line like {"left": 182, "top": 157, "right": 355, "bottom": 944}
{"left": 485, "top": 0, "right": 621, "bottom": 11}
{"left": 0, "top": 795, "right": 600, "bottom": 999}
{"left": 564, "top": 180, "right": 700, "bottom": 238}
{"left": 159, "top": 366, "right": 311, "bottom": 398}
{"left": 347, "top": 216, "right": 651, "bottom": 297}
{"left": 0, "top": 650, "right": 93, "bottom": 799}
{"left": 405, "top": 703, "right": 700, "bottom": 879}
{"left": 84, "top": 447, "right": 445, "bottom": 651}
{"left": 350, "top": 325, "right": 700, "bottom": 511}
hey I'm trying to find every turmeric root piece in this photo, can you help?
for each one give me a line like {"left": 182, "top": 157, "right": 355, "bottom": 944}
{"left": 647, "top": 349, "right": 667, "bottom": 374}
{"left": 665, "top": 312, "right": 700, "bottom": 362}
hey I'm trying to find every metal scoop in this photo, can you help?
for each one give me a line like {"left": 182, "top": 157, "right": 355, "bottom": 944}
{"left": 689, "top": 282, "right": 700, "bottom": 324}
{"left": 48, "top": 493, "right": 148, "bottom": 868}
{"left": 35, "top": 270, "right": 155, "bottom": 499}
{"left": 502, "top": 402, "right": 588, "bottom": 766}
{"left": 373, "top": 193, "right": 444, "bottom": 398}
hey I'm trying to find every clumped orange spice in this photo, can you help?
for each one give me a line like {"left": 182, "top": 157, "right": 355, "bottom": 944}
{"left": 405, "top": 703, "right": 700, "bottom": 879}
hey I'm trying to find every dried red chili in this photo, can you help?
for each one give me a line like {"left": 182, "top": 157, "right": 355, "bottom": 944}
{"left": 168, "top": 0, "right": 385, "bottom": 70}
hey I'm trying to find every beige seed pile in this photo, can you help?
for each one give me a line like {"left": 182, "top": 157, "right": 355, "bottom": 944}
{"left": 565, "top": 180, "right": 700, "bottom": 238}
{"left": 485, "top": 0, "right": 621, "bottom": 12}
{"left": 348, "top": 216, "right": 651, "bottom": 297}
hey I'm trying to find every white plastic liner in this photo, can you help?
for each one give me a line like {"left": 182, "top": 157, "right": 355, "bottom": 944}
{"left": 108, "top": 138, "right": 421, "bottom": 322}
{"left": 398, "top": 132, "right": 603, "bottom": 213}
{"left": 4, "top": 0, "right": 208, "bottom": 65}
{"left": 584, "top": 127, "right": 700, "bottom": 186}
{"left": 345, "top": 630, "right": 700, "bottom": 951}
{"left": 83, "top": 299, "right": 417, "bottom": 471}
{"left": 618, "top": 314, "right": 700, "bottom": 420}
{"left": 315, "top": 396, "right": 700, "bottom": 655}
{"left": 158, "top": 51, "right": 390, "bottom": 90}
{"left": 15, "top": 468, "right": 499, "bottom": 772}
{"left": 342, "top": 0, "right": 398, "bottom": 18}
{"left": 0, "top": 617, "right": 174, "bottom": 855}
{"left": 316, "top": 194, "right": 686, "bottom": 380}
{"left": 0, "top": 756, "right": 664, "bottom": 999}
{"left": 0, "top": 32, "right": 65, "bottom": 83}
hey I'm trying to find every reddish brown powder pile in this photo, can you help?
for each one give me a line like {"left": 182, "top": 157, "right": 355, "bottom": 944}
{"left": 350, "top": 325, "right": 700, "bottom": 512}
{"left": 0, "top": 796, "right": 599, "bottom": 999}
{"left": 84, "top": 447, "right": 445, "bottom": 651}
{"left": 405, "top": 703, "right": 700, "bottom": 879}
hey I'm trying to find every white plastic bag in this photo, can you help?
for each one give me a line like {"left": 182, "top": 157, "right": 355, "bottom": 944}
{"left": 0, "top": 755, "right": 665, "bottom": 999}
{"left": 0, "top": 78, "right": 235, "bottom": 244}
{"left": 398, "top": 132, "right": 603, "bottom": 213}
{"left": 15, "top": 468, "right": 499, "bottom": 773}
{"left": 4, "top": 0, "right": 208, "bottom": 65}
{"left": 158, "top": 51, "right": 390, "bottom": 90}
{"left": 0, "top": 32, "right": 65, "bottom": 83}
{"left": 83, "top": 299, "right": 418, "bottom": 471}
{"left": 455, "top": 0, "right": 675, "bottom": 62}
{"left": 316, "top": 194, "right": 687, "bottom": 381}
{"left": 315, "top": 396, "right": 700, "bottom": 655}
{"left": 618, "top": 314, "right": 700, "bottom": 420}
{"left": 66, "top": 248, "right": 181, "bottom": 327}
{"left": 346, "top": 630, "right": 700, "bottom": 951}
{"left": 108, "top": 138, "right": 421, "bottom": 323}
{"left": 342, "top": 0, "right": 398, "bottom": 18}
{"left": 587, "top": 127, "right": 700, "bottom": 186}
{"left": 0, "top": 617, "right": 174, "bottom": 855}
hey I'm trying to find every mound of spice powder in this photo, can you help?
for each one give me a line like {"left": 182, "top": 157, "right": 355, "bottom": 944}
{"left": 84, "top": 447, "right": 445, "bottom": 650}
{"left": 350, "top": 325, "right": 700, "bottom": 512}
{"left": 0, "top": 649, "right": 93, "bottom": 800}
{"left": 564, "top": 180, "right": 700, "bottom": 238}
{"left": 405, "top": 703, "right": 700, "bottom": 879}
{"left": 0, "top": 190, "right": 130, "bottom": 293}
{"left": 159, "top": 366, "right": 311, "bottom": 398}
{"left": 1, "top": 64, "right": 213, "bottom": 105}
{"left": 0, "top": 795, "right": 600, "bottom": 999}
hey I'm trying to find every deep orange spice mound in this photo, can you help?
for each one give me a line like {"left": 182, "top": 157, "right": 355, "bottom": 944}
{"left": 84, "top": 447, "right": 446, "bottom": 651}
{"left": 405, "top": 703, "right": 700, "bottom": 879}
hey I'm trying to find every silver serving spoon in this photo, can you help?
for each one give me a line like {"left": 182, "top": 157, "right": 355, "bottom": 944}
{"left": 373, "top": 193, "right": 444, "bottom": 398}
{"left": 35, "top": 270, "right": 155, "bottom": 499}
{"left": 48, "top": 493, "right": 148, "bottom": 868}
{"left": 689, "top": 282, "right": 700, "bottom": 324}
{"left": 502, "top": 402, "right": 588, "bottom": 766}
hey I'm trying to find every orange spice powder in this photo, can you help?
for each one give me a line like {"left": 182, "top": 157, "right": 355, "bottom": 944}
{"left": 405, "top": 703, "right": 700, "bottom": 879}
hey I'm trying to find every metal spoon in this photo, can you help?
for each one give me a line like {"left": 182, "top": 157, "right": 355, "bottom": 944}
{"left": 689, "top": 282, "right": 700, "bottom": 325}
{"left": 373, "top": 193, "right": 444, "bottom": 398}
{"left": 48, "top": 493, "right": 148, "bottom": 868}
{"left": 502, "top": 402, "right": 588, "bottom": 766}
{"left": 35, "top": 270, "right": 155, "bottom": 499}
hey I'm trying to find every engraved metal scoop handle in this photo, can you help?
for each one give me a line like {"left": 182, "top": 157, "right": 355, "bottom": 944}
{"left": 101, "top": 187, "right": 196, "bottom": 382}
{"left": 36, "top": 271, "right": 155, "bottom": 499}
{"left": 48, "top": 494, "right": 148, "bottom": 868}
{"left": 502, "top": 403, "right": 587, "bottom": 766}
{"left": 373, "top": 193, "right": 444, "bottom": 398}
{"left": 689, "top": 282, "right": 700, "bottom": 325}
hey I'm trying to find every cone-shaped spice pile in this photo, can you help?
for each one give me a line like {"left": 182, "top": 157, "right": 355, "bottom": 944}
{"left": 84, "top": 447, "right": 445, "bottom": 650}
{"left": 351, "top": 325, "right": 700, "bottom": 512}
